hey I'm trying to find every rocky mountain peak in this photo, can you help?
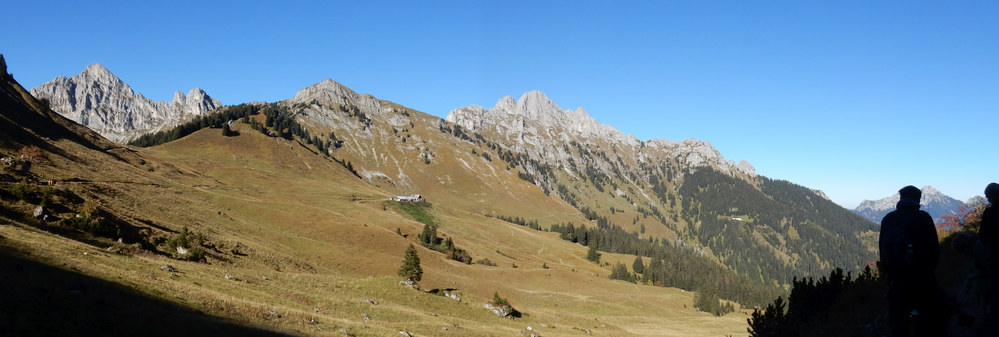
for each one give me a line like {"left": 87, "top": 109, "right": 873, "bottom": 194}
{"left": 446, "top": 91, "right": 631, "bottom": 145}
{"left": 30, "top": 64, "right": 221, "bottom": 143}
{"left": 289, "top": 78, "right": 384, "bottom": 115}
{"left": 445, "top": 91, "right": 758, "bottom": 180}
{"left": 514, "top": 91, "right": 562, "bottom": 120}
{"left": 853, "top": 185, "right": 966, "bottom": 224}
{"left": 81, "top": 63, "right": 114, "bottom": 78}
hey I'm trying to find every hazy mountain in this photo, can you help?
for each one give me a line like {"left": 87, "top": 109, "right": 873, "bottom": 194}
{"left": 28, "top": 63, "right": 221, "bottom": 143}
{"left": 853, "top": 185, "right": 966, "bottom": 224}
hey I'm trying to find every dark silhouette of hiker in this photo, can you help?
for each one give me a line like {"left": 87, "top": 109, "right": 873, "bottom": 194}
{"left": 879, "top": 185, "right": 946, "bottom": 336}
{"left": 977, "top": 182, "right": 999, "bottom": 336}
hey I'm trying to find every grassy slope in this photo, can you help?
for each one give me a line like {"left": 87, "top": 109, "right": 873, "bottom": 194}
{"left": 1, "top": 115, "right": 755, "bottom": 336}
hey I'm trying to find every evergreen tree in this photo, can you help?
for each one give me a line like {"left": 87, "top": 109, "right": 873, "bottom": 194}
{"left": 221, "top": 123, "right": 236, "bottom": 137}
{"left": 418, "top": 224, "right": 438, "bottom": 247}
{"left": 610, "top": 262, "right": 632, "bottom": 281}
{"left": 586, "top": 245, "right": 601, "bottom": 263}
{"left": 397, "top": 244, "right": 423, "bottom": 282}
{"left": 632, "top": 256, "right": 645, "bottom": 275}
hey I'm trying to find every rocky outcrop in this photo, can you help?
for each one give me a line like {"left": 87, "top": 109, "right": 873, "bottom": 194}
{"left": 484, "top": 303, "right": 515, "bottom": 317}
{"left": 29, "top": 63, "right": 221, "bottom": 143}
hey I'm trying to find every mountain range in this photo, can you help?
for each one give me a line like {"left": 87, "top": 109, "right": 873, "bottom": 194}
{"left": 4, "top": 56, "right": 886, "bottom": 335}
{"left": 29, "top": 62, "right": 880, "bottom": 284}
{"left": 28, "top": 63, "right": 221, "bottom": 143}
{"left": 852, "top": 185, "right": 967, "bottom": 224}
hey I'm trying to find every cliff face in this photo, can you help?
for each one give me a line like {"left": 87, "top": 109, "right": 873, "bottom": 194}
{"left": 29, "top": 63, "right": 221, "bottom": 143}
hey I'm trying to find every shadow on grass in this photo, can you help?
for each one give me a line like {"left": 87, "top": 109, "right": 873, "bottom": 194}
{"left": 0, "top": 245, "right": 294, "bottom": 337}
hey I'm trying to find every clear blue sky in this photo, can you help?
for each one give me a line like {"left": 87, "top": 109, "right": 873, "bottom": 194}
{"left": 4, "top": 1, "right": 997, "bottom": 208}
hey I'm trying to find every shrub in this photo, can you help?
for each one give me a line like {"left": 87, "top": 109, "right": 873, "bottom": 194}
{"left": 39, "top": 187, "right": 55, "bottom": 207}
{"left": 166, "top": 226, "right": 190, "bottom": 251}
{"left": 10, "top": 179, "right": 32, "bottom": 202}
{"left": 492, "top": 292, "right": 510, "bottom": 306}
{"left": 187, "top": 247, "right": 206, "bottom": 261}
{"left": 71, "top": 203, "right": 120, "bottom": 238}
{"left": 609, "top": 262, "right": 634, "bottom": 282}
{"left": 475, "top": 258, "right": 497, "bottom": 266}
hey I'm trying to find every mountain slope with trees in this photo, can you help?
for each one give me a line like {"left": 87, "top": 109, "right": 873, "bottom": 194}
{"left": 2, "top": 55, "right": 757, "bottom": 336}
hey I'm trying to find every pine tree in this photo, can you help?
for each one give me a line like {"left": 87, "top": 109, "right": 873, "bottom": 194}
{"left": 221, "top": 123, "right": 236, "bottom": 137}
{"left": 397, "top": 244, "right": 422, "bottom": 282}
{"left": 609, "top": 262, "right": 632, "bottom": 281}
{"left": 586, "top": 245, "right": 601, "bottom": 263}
{"left": 418, "top": 224, "right": 438, "bottom": 247}
{"left": 632, "top": 256, "right": 645, "bottom": 275}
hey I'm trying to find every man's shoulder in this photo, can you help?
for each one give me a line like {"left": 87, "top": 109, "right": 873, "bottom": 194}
{"left": 881, "top": 209, "right": 905, "bottom": 223}
{"left": 880, "top": 211, "right": 895, "bottom": 225}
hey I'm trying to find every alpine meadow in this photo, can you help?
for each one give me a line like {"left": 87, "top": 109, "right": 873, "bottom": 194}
{"left": 1, "top": 52, "right": 902, "bottom": 336}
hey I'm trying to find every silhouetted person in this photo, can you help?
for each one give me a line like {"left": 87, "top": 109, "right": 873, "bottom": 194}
{"left": 977, "top": 182, "right": 999, "bottom": 336}
{"left": 879, "top": 185, "right": 945, "bottom": 336}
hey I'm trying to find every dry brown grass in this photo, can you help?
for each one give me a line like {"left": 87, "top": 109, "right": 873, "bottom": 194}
{"left": 1, "top": 122, "right": 752, "bottom": 336}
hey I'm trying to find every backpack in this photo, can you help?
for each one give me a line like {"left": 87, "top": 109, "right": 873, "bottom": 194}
{"left": 884, "top": 211, "right": 921, "bottom": 273}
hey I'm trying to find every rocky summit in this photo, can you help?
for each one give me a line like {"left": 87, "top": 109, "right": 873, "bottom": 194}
{"left": 853, "top": 185, "right": 966, "bottom": 224}
{"left": 446, "top": 91, "right": 756, "bottom": 177}
{"left": 29, "top": 63, "right": 221, "bottom": 143}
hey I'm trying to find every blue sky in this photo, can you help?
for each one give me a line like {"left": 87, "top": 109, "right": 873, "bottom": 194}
{"left": 3, "top": 1, "right": 997, "bottom": 208}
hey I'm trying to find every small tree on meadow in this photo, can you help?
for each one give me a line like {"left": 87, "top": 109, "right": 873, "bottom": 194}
{"left": 632, "top": 256, "right": 645, "bottom": 275}
{"left": 610, "top": 262, "right": 633, "bottom": 281}
{"left": 221, "top": 123, "right": 236, "bottom": 137}
{"left": 586, "top": 245, "right": 601, "bottom": 263}
{"left": 398, "top": 244, "right": 423, "bottom": 282}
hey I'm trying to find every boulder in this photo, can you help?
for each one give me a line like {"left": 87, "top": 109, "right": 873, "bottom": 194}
{"left": 33, "top": 206, "right": 49, "bottom": 221}
{"left": 484, "top": 303, "right": 514, "bottom": 317}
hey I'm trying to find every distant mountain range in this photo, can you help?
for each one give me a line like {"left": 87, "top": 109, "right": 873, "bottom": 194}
{"left": 29, "top": 63, "right": 221, "bottom": 143}
{"left": 852, "top": 186, "right": 966, "bottom": 224}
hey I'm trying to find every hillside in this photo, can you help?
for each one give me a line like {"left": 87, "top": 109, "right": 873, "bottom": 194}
{"left": 273, "top": 81, "right": 877, "bottom": 286}
{"left": 1, "top": 56, "right": 755, "bottom": 336}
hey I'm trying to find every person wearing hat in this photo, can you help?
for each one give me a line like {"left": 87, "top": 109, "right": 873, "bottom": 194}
{"left": 978, "top": 182, "right": 999, "bottom": 336}
{"left": 879, "top": 185, "right": 945, "bottom": 336}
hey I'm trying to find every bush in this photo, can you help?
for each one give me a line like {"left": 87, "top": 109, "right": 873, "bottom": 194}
{"left": 475, "top": 258, "right": 497, "bottom": 266}
{"left": 166, "top": 226, "right": 190, "bottom": 251}
{"left": 609, "top": 262, "right": 634, "bottom": 282}
{"left": 39, "top": 187, "right": 55, "bottom": 207}
{"left": 186, "top": 247, "right": 206, "bottom": 261}
{"left": 492, "top": 292, "right": 510, "bottom": 306}
{"left": 71, "top": 206, "right": 120, "bottom": 238}
{"left": 10, "top": 179, "right": 32, "bottom": 202}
